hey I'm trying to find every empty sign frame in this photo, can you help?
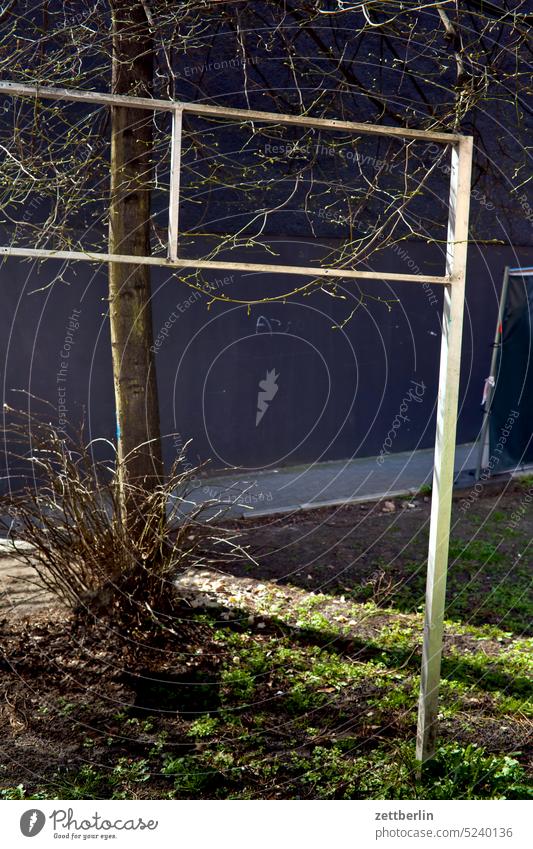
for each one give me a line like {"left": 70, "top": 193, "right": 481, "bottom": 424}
{"left": 0, "top": 79, "right": 473, "bottom": 763}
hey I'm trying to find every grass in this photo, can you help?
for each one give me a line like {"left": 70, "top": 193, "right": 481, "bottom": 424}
{"left": 0, "top": 596, "right": 531, "bottom": 800}
{"left": 392, "top": 533, "right": 532, "bottom": 634}
{"left": 1, "top": 489, "right": 530, "bottom": 801}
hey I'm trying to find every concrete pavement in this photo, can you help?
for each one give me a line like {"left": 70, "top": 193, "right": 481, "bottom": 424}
{"left": 192, "top": 442, "right": 478, "bottom": 518}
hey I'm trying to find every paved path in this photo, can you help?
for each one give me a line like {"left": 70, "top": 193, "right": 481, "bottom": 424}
{"left": 194, "top": 442, "right": 478, "bottom": 518}
{"left": 0, "top": 444, "right": 479, "bottom": 537}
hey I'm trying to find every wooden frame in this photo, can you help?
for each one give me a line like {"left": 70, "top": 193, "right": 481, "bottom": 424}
{"left": 0, "top": 80, "right": 473, "bottom": 763}
{"left": 0, "top": 79, "right": 460, "bottom": 284}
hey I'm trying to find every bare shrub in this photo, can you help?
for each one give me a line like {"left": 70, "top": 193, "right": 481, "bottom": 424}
{"left": 0, "top": 406, "right": 252, "bottom": 625}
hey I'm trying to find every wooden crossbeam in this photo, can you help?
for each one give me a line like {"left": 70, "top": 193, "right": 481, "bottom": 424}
{"left": 0, "top": 80, "right": 461, "bottom": 144}
{"left": 0, "top": 246, "right": 450, "bottom": 285}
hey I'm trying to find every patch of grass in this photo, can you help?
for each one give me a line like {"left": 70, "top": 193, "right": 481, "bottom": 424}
{"left": 221, "top": 667, "right": 256, "bottom": 701}
{"left": 492, "top": 693, "right": 533, "bottom": 717}
{"left": 472, "top": 581, "right": 532, "bottom": 635}
{"left": 288, "top": 745, "right": 362, "bottom": 798}
{"left": 377, "top": 620, "right": 421, "bottom": 650}
{"left": 53, "top": 765, "right": 107, "bottom": 799}
{"left": 10, "top": 739, "right": 526, "bottom": 801}
{"left": 0, "top": 784, "right": 30, "bottom": 800}
{"left": 420, "top": 744, "right": 531, "bottom": 800}
{"left": 295, "top": 609, "right": 332, "bottom": 632}
{"left": 109, "top": 758, "right": 150, "bottom": 791}
{"left": 255, "top": 741, "right": 531, "bottom": 800}
{"left": 162, "top": 754, "right": 221, "bottom": 796}
{"left": 368, "top": 682, "right": 414, "bottom": 714}
{"left": 392, "top": 541, "right": 531, "bottom": 634}
{"left": 187, "top": 715, "right": 219, "bottom": 738}
{"left": 448, "top": 538, "right": 504, "bottom": 564}
{"left": 447, "top": 646, "right": 532, "bottom": 693}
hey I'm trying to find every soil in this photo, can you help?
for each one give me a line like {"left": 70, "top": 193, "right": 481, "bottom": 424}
{"left": 0, "top": 480, "right": 531, "bottom": 799}
{"left": 225, "top": 480, "right": 533, "bottom": 636}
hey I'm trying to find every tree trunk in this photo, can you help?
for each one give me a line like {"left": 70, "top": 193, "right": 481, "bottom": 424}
{"left": 109, "top": 1, "right": 162, "bottom": 526}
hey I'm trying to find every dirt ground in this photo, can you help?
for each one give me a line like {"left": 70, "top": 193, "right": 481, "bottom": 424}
{"left": 3, "top": 481, "right": 531, "bottom": 629}
{"left": 224, "top": 481, "right": 533, "bottom": 636}
{"left": 0, "top": 480, "right": 531, "bottom": 799}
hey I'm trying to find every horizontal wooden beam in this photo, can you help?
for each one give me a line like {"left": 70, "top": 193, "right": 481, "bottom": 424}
{"left": 0, "top": 245, "right": 450, "bottom": 285}
{"left": 0, "top": 80, "right": 462, "bottom": 145}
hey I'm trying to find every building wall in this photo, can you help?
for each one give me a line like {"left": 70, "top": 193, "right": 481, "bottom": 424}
{"left": 1, "top": 238, "right": 532, "bottom": 480}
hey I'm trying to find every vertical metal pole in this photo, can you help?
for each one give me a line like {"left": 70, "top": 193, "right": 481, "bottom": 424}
{"left": 475, "top": 266, "right": 510, "bottom": 480}
{"left": 416, "top": 136, "right": 473, "bottom": 764}
{"left": 168, "top": 106, "right": 183, "bottom": 261}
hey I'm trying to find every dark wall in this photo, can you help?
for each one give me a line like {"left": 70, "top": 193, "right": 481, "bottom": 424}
{"left": 2, "top": 239, "right": 532, "bottom": 479}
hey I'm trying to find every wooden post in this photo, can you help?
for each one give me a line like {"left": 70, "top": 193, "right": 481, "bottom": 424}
{"left": 168, "top": 107, "right": 183, "bottom": 261}
{"left": 416, "top": 136, "right": 473, "bottom": 764}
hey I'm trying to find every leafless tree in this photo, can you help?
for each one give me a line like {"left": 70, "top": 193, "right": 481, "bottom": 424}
{"left": 0, "top": 1, "right": 530, "bottom": 529}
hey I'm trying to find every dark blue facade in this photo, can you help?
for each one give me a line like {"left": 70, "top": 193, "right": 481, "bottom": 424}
{"left": 1, "top": 1, "right": 532, "bottom": 476}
